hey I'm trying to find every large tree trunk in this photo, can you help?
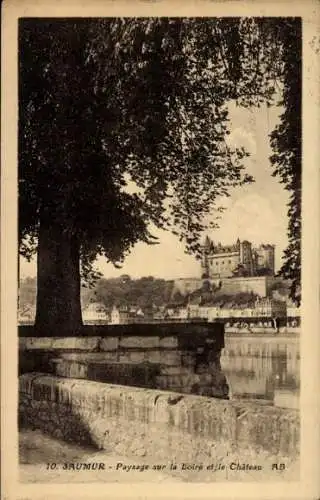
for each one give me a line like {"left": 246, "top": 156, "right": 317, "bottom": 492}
{"left": 35, "top": 216, "right": 82, "bottom": 336}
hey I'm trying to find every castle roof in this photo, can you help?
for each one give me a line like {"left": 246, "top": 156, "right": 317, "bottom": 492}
{"left": 259, "top": 244, "right": 275, "bottom": 249}
{"left": 205, "top": 244, "right": 239, "bottom": 254}
{"left": 202, "top": 237, "right": 275, "bottom": 255}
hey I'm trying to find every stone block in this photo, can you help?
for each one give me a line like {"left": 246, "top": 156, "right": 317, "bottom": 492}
{"left": 19, "top": 338, "right": 54, "bottom": 350}
{"left": 160, "top": 366, "right": 192, "bottom": 375}
{"left": 99, "top": 337, "right": 119, "bottom": 352}
{"left": 59, "top": 352, "right": 118, "bottom": 362}
{"left": 51, "top": 360, "right": 161, "bottom": 388}
{"left": 167, "top": 374, "right": 196, "bottom": 388}
{"left": 119, "top": 336, "right": 160, "bottom": 349}
{"left": 159, "top": 351, "right": 181, "bottom": 366}
{"left": 181, "top": 353, "right": 196, "bottom": 367}
{"left": 179, "top": 374, "right": 197, "bottom": 387}
{"left": 234, "top": 403, "right": 299, "bottom": 456}
{"left": 198, "top": 373, "right": 213, "bottom": 384}
{"left": 145, "top": 350, "right": 161, "bottom": 364}
{"left": 51, "top": 337, "right": 100, "bottom": 351}
{"left": 155, "top": 375, "right": 168, "bottom": 390}
{"left": 54, "top": 360, "right": 88, "bottom": 379}
{"left": 274, "top": 389, "right": 300, "bottom": 410}
{"left": 159, "top": 337, "right": 178, "bottom": 348}
{"left": 19, "top": 350, "right": 56, "bottom": 375}
{"left": 119, "top": 352, "right": 145, "bottom": 363}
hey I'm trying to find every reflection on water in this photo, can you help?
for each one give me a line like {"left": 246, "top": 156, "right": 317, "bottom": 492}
{"left": 221, "top": 341, "right": 300, "bottom": 407}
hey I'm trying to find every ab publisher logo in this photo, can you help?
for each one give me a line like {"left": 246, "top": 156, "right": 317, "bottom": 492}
{"left": 272, "top": 463, "right": 286, "bottom": 471}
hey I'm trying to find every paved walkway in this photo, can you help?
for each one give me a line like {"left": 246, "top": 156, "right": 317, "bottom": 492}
{"left": 19, "top": 429, "right": 182, "bottom": 483}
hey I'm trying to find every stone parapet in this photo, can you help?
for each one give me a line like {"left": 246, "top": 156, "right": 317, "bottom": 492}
{"left": 19, "top": 337, "right": 101, "bottom": 351}
{"left": 50, "top": 354, "right": 228, "bottom": 398}
{"left": 53, "top": 359, "right": 161, "bottom": 389}
{"left": 19, "top": 323, "right": 226, "bottom": 398}
{"left": 19, "top": 322, "right": 224, "bottom": 341}
{"left": 19, "top": 373, "right": 299, "bottom": 462}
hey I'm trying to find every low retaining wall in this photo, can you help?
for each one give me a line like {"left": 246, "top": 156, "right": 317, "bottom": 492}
{"left": 19, "top": 322, "right": 224, "bottom": 339}
{"left": 19, "top": 323, "right": 224, "bottom": 376}
{"left": 19, "top": 323, "right": 228, "bottom": 398}
{"left": 20, "top": 373, "right": 299, "bottom": 463}
{"left": 51, "top": 357, "right": 228, "bottom": 398}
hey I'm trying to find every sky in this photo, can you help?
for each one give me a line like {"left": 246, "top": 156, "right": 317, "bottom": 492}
{"left": 20, "top": 101, "right": 289, "bottom": 281}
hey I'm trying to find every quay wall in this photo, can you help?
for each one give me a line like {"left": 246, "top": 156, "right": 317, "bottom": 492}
{"left": 19, "top": 323, "right": 228, "bottom": 398}
{"left": 19, "top": 373, "right": 299, "bottom": 462}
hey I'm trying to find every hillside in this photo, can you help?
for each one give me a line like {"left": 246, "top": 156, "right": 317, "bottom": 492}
{"left": 19, "top": 275, "right": 176, "bottom": 311}
{"left": 19, "top": 275, "right": 291, "bottom": 312}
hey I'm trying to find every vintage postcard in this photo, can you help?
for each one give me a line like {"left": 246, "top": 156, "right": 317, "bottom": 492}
{"left": 1, "top": 0, "right": 320, "bottom": 499}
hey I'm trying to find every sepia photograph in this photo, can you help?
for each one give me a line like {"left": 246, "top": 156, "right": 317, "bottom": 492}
{"left": 1, "top": 2, "right": 320, "bottom": 499}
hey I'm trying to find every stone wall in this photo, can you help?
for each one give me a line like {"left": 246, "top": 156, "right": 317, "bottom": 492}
{"left": 19, "top": 322, "right": 223, "bottom": 339}
{"left": 221, "top": 276, "right": 275, "bottom": 297}
{"left": 171, "top": 276, "right": 276, "bottom": 298}
{"left": 19, "top": 322, "right": 228, "bottom": 398}
{"left": 19, "top": 373, "right": 300, "bottom": 463}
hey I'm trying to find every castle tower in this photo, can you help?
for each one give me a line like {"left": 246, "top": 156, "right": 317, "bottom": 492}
{"left": 239, "top": 240, "right": 254, "bottom": 275}
{"left": 201, "top": 236, "right": 212, "bottom": 278}
{"left": 200, "top": 237, "right": 275, "bottom": 280}
{"left": 256, "top": 244, "right": 275, "bottom": 275}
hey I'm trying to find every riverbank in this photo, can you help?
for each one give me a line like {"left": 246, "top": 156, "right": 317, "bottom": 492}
{"left": 225, "top": 328, "right": 300, "bottom": 336}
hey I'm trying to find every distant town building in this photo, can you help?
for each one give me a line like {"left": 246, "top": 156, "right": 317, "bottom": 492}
{"left": 18, "top": 305, "right": 36, "bottom": 324}
{"left": 177, "top": 297, "right": 287, "bottom": 323}
{"left": 201, "top": 237, "right": 275, "bottom": 279}
{"left": 254, "top": 297, "right": 287, "bottom": 318}
{"left": 82, "top": 302, "right": 108, "bottom": 323}
{"left": 153, "top": 306, "right": 167, "bottom": 321}
{"left": 287, "top": 304, "right": 300, "bottom": 319}
{"left": 110, "top": 305, "right": 146, "bottom": 324}
{"left": 206, "top": 303, "right": 259, "bottom": 321}
{"left": 165, "top": 303, "right": 189, "bottom": 320}
{"left": 110, "top": 305, "right": 131, "bottom": 324}
{"left": 287, "top": 301, "right": 301, "bottom": 327}
{"left": 187, "top": 304, "right": 204, "bottom": 319}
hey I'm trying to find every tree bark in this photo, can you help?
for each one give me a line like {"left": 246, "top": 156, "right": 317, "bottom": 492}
{"left": 35, "top": 216, "right": 82, "bottom": 336}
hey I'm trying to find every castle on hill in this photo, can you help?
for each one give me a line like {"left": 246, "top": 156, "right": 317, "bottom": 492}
{"left": 201, "top": 237, "right": 275, "bottom": 279}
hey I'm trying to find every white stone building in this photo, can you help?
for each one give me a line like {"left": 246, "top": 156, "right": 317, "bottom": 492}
{"left": 254, "top": 297, "right": 287, "bottom": 317}
{"left": 82, "top": 302, "right": 108, "bottom": 323}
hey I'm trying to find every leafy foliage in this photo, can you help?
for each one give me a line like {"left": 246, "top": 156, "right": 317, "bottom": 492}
{"left": 19, "top": 18, "right": 301, "bottom": 312}
{"left": 202, "top": 290, "right": 259, "bottom": 307}
{"left": 269, "top": 19, "right": 302, "bottom": 305}
{"left": 232, "top": 264, "right": 251, "bottom": 277}
{"left": 255, "top": 267, "right": 274, "bottom": 277}
{"left": 20, "top": 274, "right": 175, "bottom": 310}
{"left": 90, "top": 275, "right": 175, "bottom": 309}
{"left": 19, "top": 274, "right": 264, "bottom": 311}
{"left": 269, "top": 278, "right": 292, "bottom": 297}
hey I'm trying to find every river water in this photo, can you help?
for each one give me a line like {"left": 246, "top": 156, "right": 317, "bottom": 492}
{"left": 221, "top": 335, "right": 300, "bottom": 408}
